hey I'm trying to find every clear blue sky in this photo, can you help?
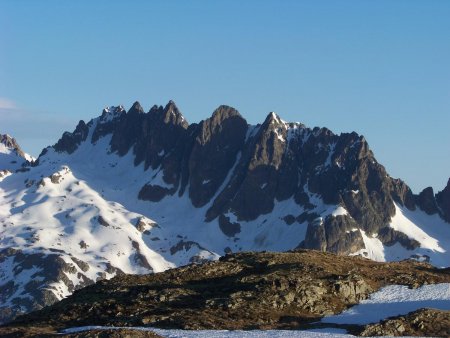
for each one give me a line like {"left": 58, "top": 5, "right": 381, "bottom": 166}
{"left": 1, "top": 0, "right": 449, "bottom": 193}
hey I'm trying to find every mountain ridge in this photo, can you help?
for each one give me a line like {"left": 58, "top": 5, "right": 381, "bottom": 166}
{"left": 0, "top": 100, "right": 449, "bottom": 324}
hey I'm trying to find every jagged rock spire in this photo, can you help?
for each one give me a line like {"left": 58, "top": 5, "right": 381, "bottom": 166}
{"left": 128, "top": 101, "right": 144, "bottom": 114}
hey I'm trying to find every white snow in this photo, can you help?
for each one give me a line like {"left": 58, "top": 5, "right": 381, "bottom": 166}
{"left": 62, "top": 326, "right": 358, "bottom": 337}
{"left": 352, "top": 230, "right": 386, "bottom": 262}
{"left": 284, "top": 123, "right": 310, "bottom": 148}
{"left": 390, "top": 203, "right": 445, "bottom": 254}
{"left": 272, "top": 126, "right": 285, "bottom": 142}
{"left": 269, "top": 112, "right": 287, "bottom": 142}
{"left": 348, "top": 203, "right": 450, "bottom": 267}
{"left": 0, "top": 143, "right": 29, "bottom": 171}
{"left": 324, "top": 143, "right": 336, "bottom": 167}
{"left": 331, "top": 206, "right": 348, "bottom": 217}
{"left": 323, "top": 283, "right": 450, "bottom": 325}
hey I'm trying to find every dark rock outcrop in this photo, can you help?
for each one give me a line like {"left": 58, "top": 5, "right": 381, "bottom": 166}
{"left": 53, "top": 121, "right": 89, "bottom": 154}
{"left": 0, "top": 248, "right": 107, "bottom": 324}
{"left": 377, "top": 227, "right": 420, "bottom": 250}
{"left": 300, "top": 215, "right": 365, "bottom": 255}
{"left": 416, "top": 187, "right": 439, "bottom": 215}
{"left": 188, "top": 105, "right": 248, "bottom": 207}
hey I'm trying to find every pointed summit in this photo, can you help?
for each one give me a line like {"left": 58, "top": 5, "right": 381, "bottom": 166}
{"left": 256, "top": 111, "right": 288, "bottom": 145}
{"left": 262, "top": 111, "right": 285, "bottom": 126}
{"left": 0, "top": 134, "right": 32, "bottom": 170}
{"left": 128, "top": 101, "right": 144, "bottom": 114}
{"left": 197, "top": 105, "right": 246, "bottom": 141}
{"left": 211, "top": 105, "right": 241, "bottom": 121}
{"left": 163, "top": 100, "right": 180, "bottom": 115}
{"left": 0, "top": 134, "right": 27, "bottom": 159}
{"left": 160, "top": 100, "right": 188, "bottom": 127}
{"left": 196, "top": 105, "right": 247, "bottom": 146}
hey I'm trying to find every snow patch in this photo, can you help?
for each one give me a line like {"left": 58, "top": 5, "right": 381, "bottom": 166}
{"left": 323, "top": 283, "right": 450, "bottom": 325}
{"left": 390, "top": 203, "right": 444, "bottom": 253}
{"left": 331, "top": 206, "right": 348, "bottom": 217}
{"left": 63, "top": 326, "right": 356, "bottom": 337}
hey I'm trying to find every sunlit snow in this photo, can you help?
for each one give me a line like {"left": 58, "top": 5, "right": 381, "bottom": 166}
{"left": 323, "top": 283, "right": 450, "bottom": 325}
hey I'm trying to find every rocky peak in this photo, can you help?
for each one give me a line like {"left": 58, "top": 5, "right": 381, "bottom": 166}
{"left": 0, "top": 134, "right": 27, "bottom": 159}
{"left": 248, "top": 112, "right": 288, "bottom": 170}
{"left": 128, "top": 101, "right": 144, "bottom": 114}
{"left": 159, "top": 100, "right": 188, "bottom": 127}
{"left": 196, "top": 105, "right": 245, "bottom": 145}
{"left": 264, "top": 111, "right": 284, "bottom": 124}
{"left": 53, "top": 120, "right": 89, "bottom": 154}
{"left": 211, "top": 105, "right": 241, "bottom": 123}
{"left": 188, "top": 105, "right": 248, "bottom": 207}
{"left": 99, "top": 105, "right": 126, "bottom": 124}
{"left": 416, "top": 187, "right": 439, "bottom": 215}
{"left": 260, "top": 112, "right": 287, "bottom": 136}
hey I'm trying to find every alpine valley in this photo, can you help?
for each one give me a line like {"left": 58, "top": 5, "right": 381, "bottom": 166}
{"left": 0, "top": 101, "right": 449, "bottom": 333}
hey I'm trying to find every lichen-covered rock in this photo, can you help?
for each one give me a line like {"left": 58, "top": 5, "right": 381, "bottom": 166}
{"left": 360, "top": 308, "right": 450, "bottom": 337}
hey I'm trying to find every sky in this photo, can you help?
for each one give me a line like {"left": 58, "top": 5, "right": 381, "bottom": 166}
{"left": 0, "top": 0, "right": 449, "bottom": 193}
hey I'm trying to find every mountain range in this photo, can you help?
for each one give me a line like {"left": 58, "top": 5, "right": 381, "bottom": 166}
{"left": 0, "top": 101, "right": 449, "bottom": 324}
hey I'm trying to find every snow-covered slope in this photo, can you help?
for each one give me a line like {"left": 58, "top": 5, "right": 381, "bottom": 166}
{"left": 0, "top": 102, "right": 449, "bottom": 324}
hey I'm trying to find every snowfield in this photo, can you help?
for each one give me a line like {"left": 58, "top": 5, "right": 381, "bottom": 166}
{"left": 351, "top": 203, "right": 450, "bottom": 266}
{"left": 62, "top": 327, "right": 361, "bottom": 337}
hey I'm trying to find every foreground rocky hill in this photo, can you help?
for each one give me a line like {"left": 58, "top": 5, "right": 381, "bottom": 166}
{"left": 1, "top": 250, "right": 449, "bottom": 337}
{"left": 1, "top": 101, "right": 449, "bottom": 323}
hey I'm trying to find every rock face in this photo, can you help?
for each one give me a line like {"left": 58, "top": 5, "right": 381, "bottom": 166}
{"left": 301, "top": 215, "right": 365, "bottom": 255}
{"left": 188, "top": 105, "right": 248, "bottom": 207}
{"left": 4, "top": 250, "right": 450, "bottom": 332}
{"left": 0, "top": 248, "right": 104, "bottom": 323}
{"left": 416, "top": 187, "right": 439, "bottom": 215}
